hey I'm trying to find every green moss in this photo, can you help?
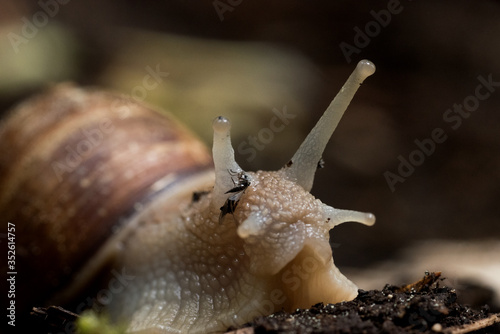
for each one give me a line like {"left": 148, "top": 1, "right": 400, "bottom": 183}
{"left": 76, "top": 311, "right": 127, "bottom": 334}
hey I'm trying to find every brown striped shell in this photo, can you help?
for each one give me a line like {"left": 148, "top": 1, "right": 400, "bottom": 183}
{"left": 0, "top": 84, "right": 213, "bottom": 317}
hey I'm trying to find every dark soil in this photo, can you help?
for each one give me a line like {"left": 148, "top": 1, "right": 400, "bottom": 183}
{"left": 29, "top": 273, "right": 500, "bottom": 334}
{"left": 233, "top": 273, "right": 500, "bottom": 334}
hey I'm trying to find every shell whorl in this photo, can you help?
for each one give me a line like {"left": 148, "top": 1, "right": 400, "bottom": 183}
{"left": 0, "top": 84, "right": 213, "bottom": 313}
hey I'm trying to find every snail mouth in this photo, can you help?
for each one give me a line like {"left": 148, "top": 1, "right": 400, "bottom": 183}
{"left": 302, "top": 238, "right": 335, "bottom": 266}
{"left": 278, "top": 241, "right": 358, "bottom": 311}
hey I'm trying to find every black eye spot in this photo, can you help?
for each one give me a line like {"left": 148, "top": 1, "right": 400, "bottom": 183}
{"left": 286, "top": 160, "right": 293, "bottom": 167}
{"left": 192, "top": 191, "right": 209, "bottom": 203}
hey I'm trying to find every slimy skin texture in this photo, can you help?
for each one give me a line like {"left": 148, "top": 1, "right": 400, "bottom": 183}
{"left": 109, "top": 60, "right": 376, "bottom": 333}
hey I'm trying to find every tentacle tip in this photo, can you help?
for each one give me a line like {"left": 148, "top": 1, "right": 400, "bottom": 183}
{"left": 237, "top": 214, "right": 260, "bottom": 239}
{"left": 237, "top": 227, "right": 250, "bottom": 239}
{"left": 356, "top": 59, "right": 376, "bottom": 79}
{"left": 213, "top": 116, "right": 231, "bottom": 134}
{"left": 364, "top": 212, "right": 376, "bottom": 226}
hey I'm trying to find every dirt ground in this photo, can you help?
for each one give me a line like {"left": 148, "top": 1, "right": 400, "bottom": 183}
{"left": 228, "top": 273, "right": 500, "bottom": 334}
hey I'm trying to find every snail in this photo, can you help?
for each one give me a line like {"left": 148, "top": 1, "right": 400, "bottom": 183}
{"left": 0, "top": 60, "right": 376, "bottom": 333}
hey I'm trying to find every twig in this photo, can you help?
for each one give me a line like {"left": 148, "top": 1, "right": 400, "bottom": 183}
{"left": 443, "top": 313, "right": 500, "bottom": 334}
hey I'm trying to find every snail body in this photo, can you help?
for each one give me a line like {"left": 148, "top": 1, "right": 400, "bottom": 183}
{"left": 0, "top": 60, "right": 376, "bottom": 333}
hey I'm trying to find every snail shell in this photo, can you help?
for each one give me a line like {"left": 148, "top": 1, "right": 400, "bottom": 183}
{"left": 0, "top": 60, "right": 376, "bottom": 333}
{"left": 0, "top": 84, "right": 214, "bottom": 323}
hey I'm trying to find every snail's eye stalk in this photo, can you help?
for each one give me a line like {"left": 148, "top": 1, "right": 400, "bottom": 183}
{"left": 211, "top": 116, "right": 245, "bottom": 212}
{"left": 284, "top": 59, "right": 376, "bottom": 192}
{"left": 321, "top": 204, "right": 376, "bottom": 228}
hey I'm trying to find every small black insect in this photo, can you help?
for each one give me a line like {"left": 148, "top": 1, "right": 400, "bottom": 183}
{"left": 224, "top": 170, "right": 250, "bottom": 194}
{"left": 219, "top": 196, "right": 239, "bottom": 222}
{"left": 219, "top": 170, "right": 250, "bottom": 223}
{"left": 317, "top": 158, "right": 325, "bottom": 169}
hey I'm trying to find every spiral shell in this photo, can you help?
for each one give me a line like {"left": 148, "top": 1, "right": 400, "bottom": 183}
{"left": 0, "top": 84, "right": 213, "bottom": 315}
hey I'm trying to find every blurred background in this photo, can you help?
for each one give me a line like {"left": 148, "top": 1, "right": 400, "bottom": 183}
{"left": 1, "top": 0, "right": 499, "bottom": 310}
